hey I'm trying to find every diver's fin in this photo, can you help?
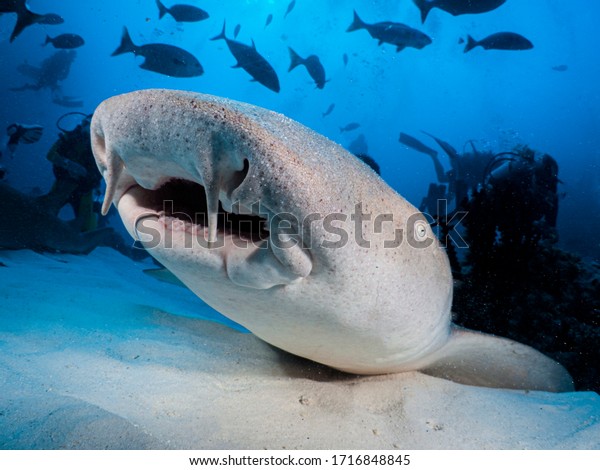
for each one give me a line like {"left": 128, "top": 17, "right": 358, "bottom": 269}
{"left": 421, "top": 326, "right": 575, "bottom": 392}
{"left": 399, "top": 132, "right": 438, "bottom": 159}
{"left": 143, "top": 267, "right": 187, "bottom": 288}
{"left": 421, "top": 131, "right": 460, "bottom": 162}
{"left": 19, "top": 125, "right": 44, "bottom": 144}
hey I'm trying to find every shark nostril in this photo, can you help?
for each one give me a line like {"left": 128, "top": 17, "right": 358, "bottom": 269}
{"left": 226, "top": 158, "right": 250, "bottom": 198}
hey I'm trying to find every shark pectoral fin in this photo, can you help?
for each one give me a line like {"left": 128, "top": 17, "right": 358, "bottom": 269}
{"left": 421, "top": 326, "right": 574, "bottom": 392}
{"left": 226, "top": 241, "right": 307, "bottom": 289}
{"left": 74, "top": 227, "right": 119, "bottom": 255}
{"left": 143, "top": 267, "right": 188, "bottom": 288}
{"left": 270, "top": 234, "right": 312, "bottom": 278}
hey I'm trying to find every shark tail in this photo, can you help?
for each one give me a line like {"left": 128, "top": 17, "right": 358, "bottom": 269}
{"left": 463, "top": 35, "right": 478, "bottom": 53}
{"left": 156, "top": 0, "right": 168, "bottom": 20}
{"left": 112, "top": 27, "right": 136, "bottom": 56}
{"left": 421, "top": 326, "right": 575, "bottom": 393}
{"left": 211, "top": 21, "right": 227, "bottom": 41}
{"left": 413, "top": 0, "right": 434, "bottom": 24}
{"left": 346, "top": 10, "right": 366, "bottom": 33}
{"left": 287, "top": 47, "right": 304, "bottom": 72}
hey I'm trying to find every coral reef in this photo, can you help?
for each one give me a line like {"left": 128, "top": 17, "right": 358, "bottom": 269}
{"left": 442, "top": 147, "right": 599, "bottom": 391}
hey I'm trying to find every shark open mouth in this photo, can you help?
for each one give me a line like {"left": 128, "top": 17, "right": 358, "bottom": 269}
{"left": 91, "top": 92, "right": 314, "bottom": 286}
{"left": 135, "top": 178, "right": 270, "bottom": 243}
{"left": 95, "top": 142, "right": 271, "bottom": 247}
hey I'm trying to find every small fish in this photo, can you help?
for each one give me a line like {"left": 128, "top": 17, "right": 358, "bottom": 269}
{"left": 43, "top": 33, "right": 85, "bottom": 49}
{"left": 340, "top": 122, "right": 360, "bottom": 133}
{"left": 284, "top": 0, "right": 296, "bottom": 19}
{"left": 462, "top": 32, "right": 533, "bottom": 53}
{"left": 322, "top": 103, "right": 335, "bottom": 117}
{"left": 552, "top": 64, "right": 568, "bottom": 72}
{"left": 112, "top": 27, "right": 203, "bottom": 77}
{"left": 5, "top": 123, "right": 43, "bottom": 153}
{"left": 233, "top": 24, "right": 241, "bottom": 38}
{"left": 288, "top": 47, "right": 327, "bottom": 89}
{"left": 343, "top": 53, "right": 348, "bottom": 66}
{"left": 211, "top": 22, "right": 280, "bottom": 93}
{"left": 36, "top": 13, "right": 64, "bottom": 25}
{"left": 2, "top": 0, "right": 64, "bottom": 42}
{"left": 347, "top": 10, "right": 431, "bottom": 52}
{"left": 413, "top": 0, "right": 506, "bottom": 24}
{"left": 265, "top": 13, "right": 273, "bottom": 28}
{"left": 156, "top": 0, "right": 209, "bottom": 23}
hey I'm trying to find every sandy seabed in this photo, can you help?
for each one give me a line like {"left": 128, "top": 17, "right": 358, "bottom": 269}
{"left": 0, "top": 248, "right": 598, "bottom": 449}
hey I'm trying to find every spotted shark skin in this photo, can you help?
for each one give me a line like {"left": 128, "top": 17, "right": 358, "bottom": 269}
{"left": 91, "top": 89, "right": 573, "bottom": 392}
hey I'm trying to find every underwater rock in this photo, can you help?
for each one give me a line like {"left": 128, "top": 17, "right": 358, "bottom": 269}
{"left": 449, "top": 149, "right": 599, "bottom": 391}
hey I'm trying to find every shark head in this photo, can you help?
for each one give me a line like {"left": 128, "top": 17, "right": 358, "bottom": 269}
{"left": 91, "top": 89, "right": 573, "bottom": 392}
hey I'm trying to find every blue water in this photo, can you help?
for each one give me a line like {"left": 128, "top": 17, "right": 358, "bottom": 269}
{"left": 1, "top": 2, "right": 600, "bottom": 450}
{"left": 0, "top": 0, "right": 598, "bottom": 256}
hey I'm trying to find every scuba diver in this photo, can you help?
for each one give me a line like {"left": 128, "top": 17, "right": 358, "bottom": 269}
{"left": 401, "top": 131, "right": 560, "bottom": 232}
{"left": 484, "top": 145, "right": 560, "bottom": 242}
{"left": 0, "top": 122, "right": 44, "bottom": 180}
{"left": 38, "top": 112, "right": 148, "bottom": 259}
{"left": 39, "top": 112, "right": 101, "bottom": 232}
{"left": 399, "top": 131, "right": 494, "bottom": 214}
{"left": 402, "top": 132, "right": 561, "bottom": 276}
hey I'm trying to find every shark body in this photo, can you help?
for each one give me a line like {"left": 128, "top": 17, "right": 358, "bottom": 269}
{"left": 90, "top": 89, "right": 574, "bottom": 392}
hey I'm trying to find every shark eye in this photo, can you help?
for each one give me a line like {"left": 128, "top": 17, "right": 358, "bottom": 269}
{"left": 414, "top": 220, "right": 428, "bottom": 242}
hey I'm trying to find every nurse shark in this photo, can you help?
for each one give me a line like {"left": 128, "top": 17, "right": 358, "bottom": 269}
{"left": 90, "top": 89, "right": 573, "bottom": 392}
